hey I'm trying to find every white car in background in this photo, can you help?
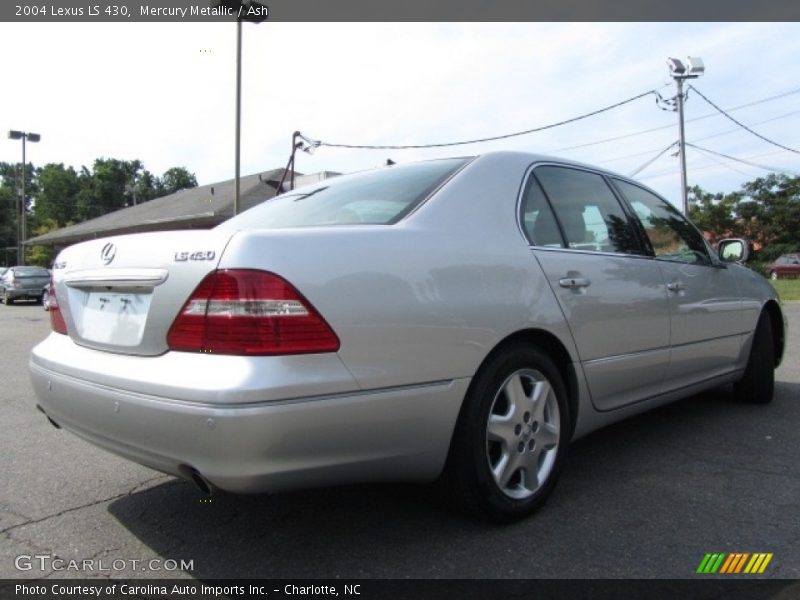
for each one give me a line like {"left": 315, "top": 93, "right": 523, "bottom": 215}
{"left": 30, "top": 152, "right": 784, "bottom": 520}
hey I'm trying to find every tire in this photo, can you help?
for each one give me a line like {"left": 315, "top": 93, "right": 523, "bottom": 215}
{"left": 442, "top": 344, "right": 570, "bottom": 521}
{"left": 733, "top": 312, "right": 775, "bottom": 404}
{"left": 770, "top": 271, "right": 779, "bottom": 281}
{"left": 4, "top": 292, "right": 13, "bottom": 306}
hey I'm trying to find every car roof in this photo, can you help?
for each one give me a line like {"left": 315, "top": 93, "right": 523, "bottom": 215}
{"left": 475, "top": 150, "right": 634, "bottom": 183}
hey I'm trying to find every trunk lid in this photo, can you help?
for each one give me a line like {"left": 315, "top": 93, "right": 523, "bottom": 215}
{"left": 52, "top": 230, "right": 235, "bottom": 356}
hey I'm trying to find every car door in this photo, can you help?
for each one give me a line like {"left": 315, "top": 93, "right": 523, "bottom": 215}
{"left": 522, "top": 164, "right": 671, "bottom": 411}
{"left": 612, "top": 179, "right": 744, "bottom": 390}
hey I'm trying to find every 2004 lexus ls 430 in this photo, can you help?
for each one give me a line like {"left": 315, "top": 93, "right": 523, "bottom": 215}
{"left": 30, "top": 152, "right": 786, "bottom": 520}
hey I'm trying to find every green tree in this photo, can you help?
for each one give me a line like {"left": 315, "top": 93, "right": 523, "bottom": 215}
{"left": 33, "top": 163, "right": 81, "bottom": 226}
{"left": 740, "top": 173, "right": 800, "bottom": 248}
{"left": 25, "top": 218, "right": 59, "bottom": 267}
{"left": 688, "top": 174, "right": 800, "bottom": 271}
{"left": 131, "top": 169, "right": 161, "bottom": 204}
{"left": 0, "top": 161, "right": 37, "bottom": 266}
{"left": 159, "top": 167, "right": 197, "bottom": 195}
{"left": 0, "top": 185, "right": 17, "bottom": 266}
{"left": 74, "top": 158, "right": 134, "bottom": 221}
{"left": 688, "top": 186, "right": 745, "bottom": 245}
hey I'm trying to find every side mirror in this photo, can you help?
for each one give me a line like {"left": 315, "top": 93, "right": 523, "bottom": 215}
{"left": 717, "top": 238, "right": 749, "bottom": 264}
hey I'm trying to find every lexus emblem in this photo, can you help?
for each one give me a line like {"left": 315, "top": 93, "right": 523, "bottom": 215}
{"left": 100, "top": 243, "right": 116, "bottom": 265}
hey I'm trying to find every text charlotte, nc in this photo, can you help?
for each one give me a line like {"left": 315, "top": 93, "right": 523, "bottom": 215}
{"left": 141, "top": 4, "right": 268, "bottom": 18}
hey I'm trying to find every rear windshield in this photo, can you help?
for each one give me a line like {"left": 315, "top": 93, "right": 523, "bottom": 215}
{"left": 11, "top": 267, "right": 49, "bottom": 278}
{"left": 218, "top": 158, "right": 470, "bottom": 230}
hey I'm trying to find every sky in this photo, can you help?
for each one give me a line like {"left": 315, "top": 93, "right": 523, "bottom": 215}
{"left": 1, "top": 22, "right": 799, "bottom": 207}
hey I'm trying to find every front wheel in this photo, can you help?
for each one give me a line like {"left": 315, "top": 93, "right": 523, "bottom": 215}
{"left": 733, "top": 312, "right": 775, "bottom": 404}
{"left": 442, "top": 344, "right": 570, "bottom": 521}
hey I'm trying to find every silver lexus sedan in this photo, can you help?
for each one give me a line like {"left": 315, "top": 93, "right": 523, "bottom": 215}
{"left": 30, "top": 152, "right": 785, "bottom": 521}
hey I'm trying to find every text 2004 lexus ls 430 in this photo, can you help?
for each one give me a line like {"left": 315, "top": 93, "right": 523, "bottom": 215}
{"left": 30, "top": 152, "right": 785, "bottom": 520}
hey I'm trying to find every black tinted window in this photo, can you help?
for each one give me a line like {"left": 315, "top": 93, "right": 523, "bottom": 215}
{"left": 521, "top": 176, "right": 563, "bottom": 247}
{"left": 534, "top": 166, "right": 640, "bottom": 254}
{"left": 218, "top": 158, "right": 470, "bottom": 230}
{"left": 12, "top": 267, "right": 49, "bottom": 278}
{"left": 614, "top": 179, "right": 711, "bottom": 266}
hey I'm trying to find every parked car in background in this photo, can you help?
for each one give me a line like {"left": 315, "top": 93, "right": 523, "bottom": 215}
{"left": 1, "top": 266, "right": 51, "bottom": 305}
{"left": 29, "top": 152, "right": 785, "bottom": 521}
{"left": 766, "top": 253, "right": 800, "bottom": 280}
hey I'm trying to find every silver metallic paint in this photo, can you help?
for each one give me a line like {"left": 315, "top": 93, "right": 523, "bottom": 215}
{"left": 29, "top": 151, "right": 784, "bottom": 494}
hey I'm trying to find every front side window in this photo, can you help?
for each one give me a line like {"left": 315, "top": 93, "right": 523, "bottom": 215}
{"left": 533, "top": 166, "right": 641, "bottom": 254}
{"left": 614, "top": 179, "right": 711, "bottom": 266}
{"left": 218, "top": 158, "right": 470, "bottom": 230}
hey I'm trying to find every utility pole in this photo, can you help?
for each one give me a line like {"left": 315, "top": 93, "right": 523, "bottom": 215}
{"left": 675, "top": 76, "right": 689, "bottom": 216}
{"left": 666, "top": 57, "right": 704, "bottom": 215}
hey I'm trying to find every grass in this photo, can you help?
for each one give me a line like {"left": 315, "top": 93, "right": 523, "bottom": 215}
{"left": 770, "top": 278, "right": 800, "bottom": 302}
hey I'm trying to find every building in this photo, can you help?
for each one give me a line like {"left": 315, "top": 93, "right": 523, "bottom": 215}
{"left": 25, "top": 168, "right": 340, "bottom": 251}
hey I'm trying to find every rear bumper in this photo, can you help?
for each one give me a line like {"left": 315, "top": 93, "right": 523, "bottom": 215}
{"left": 5, "top": 288, "right": 43, "bottom": 300}
{"left": 29, "top": 334, "right": 467, "bottom": 492}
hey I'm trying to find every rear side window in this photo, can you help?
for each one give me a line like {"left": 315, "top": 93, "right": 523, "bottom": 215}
{"left": 521, "top": 176, "right": 563, "bottom": 247}
{"left": 533, "top": 166, "right": 641, "bottom": 254}
{"left": 218, "top": 158, "right": 470, "bottom": 230}
{"left": 11, "top": 267, "right": 49, "bottom": 278}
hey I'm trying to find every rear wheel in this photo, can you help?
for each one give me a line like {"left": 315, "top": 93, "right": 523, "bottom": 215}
{"left": 3, "top": 292, "right": 13, "bottom": 305}
{"left": 733, "top": 312, "right": 775, "bottom": 404}
{"left": 443, "top": 344, "right": 569, "bottom": 521}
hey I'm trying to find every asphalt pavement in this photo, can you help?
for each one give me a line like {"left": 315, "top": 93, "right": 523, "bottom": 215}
{"left": 1, "top": 301, "right": 798, "bottom": 580}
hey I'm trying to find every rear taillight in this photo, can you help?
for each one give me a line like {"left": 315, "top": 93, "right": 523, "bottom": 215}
{"left": 48, "top": 285, "right": 68, "bottom": 335}
{"left": 167, "top": 269, "right": 340, "bottom": 356}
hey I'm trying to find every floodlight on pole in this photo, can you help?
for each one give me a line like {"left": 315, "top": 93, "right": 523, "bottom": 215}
{"left": 7, "top": 130, "right": 41, "bottom": 265}
{"left": 667, "top": 56, "right": 704, "bottom": 215}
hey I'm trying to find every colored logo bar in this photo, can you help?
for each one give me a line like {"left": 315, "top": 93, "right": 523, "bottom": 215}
{"left": 696, "top": 553, "right": 773, "bottom": 574}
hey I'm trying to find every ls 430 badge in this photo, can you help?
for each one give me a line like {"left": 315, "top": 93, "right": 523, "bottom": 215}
{"left": 174, "top": 251, "right": 216, "bottom": 262}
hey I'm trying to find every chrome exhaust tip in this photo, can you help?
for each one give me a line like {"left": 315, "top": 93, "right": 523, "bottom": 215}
{"left": 180, "top": 465, "right": 214, "bottom": 495}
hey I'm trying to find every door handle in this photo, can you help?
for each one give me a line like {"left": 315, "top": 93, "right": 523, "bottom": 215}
{"left": 666, "top": 281, "right": 686, "bottom": 292}
{"left": 559, "top": 277, "right": 591, "bottom": 289}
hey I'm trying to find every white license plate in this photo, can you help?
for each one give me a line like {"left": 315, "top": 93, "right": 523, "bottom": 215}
{"left": 79, "top": 292, "right": 152, "bottom": 346}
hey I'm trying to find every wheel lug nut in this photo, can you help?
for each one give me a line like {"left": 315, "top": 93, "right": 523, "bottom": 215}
{"left": 523, "top": 411, "right": 531, "bottom": 423}
{"left": 517, "top": 442, "right": 525, "bottom": 453}
{"left": 528, "top": 440, "right": 535, "bottom": 451}
{"left": 514, "top": 424, "right": 522, "bottom": 435}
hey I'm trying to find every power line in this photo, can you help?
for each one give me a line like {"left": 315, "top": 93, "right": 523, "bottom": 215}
{"left": 550, "top": 85, "right": 800, "bottom": 154}
{"left": 686, "top": 148, "right": 752, "bottom": 177}
{"left": 596, "top": 109, "right": 800, "bottom": 166}
{"left": 300, "top": 90, "right": 659, "bottom": 150}
{"left": 628, "top": 141, "right": 679, "bottom": 177}
{"left": 640, "top": 146, "right": 799, "bottom": 180}
{"left": 688, "top": 85, "right": 800, "bottom": 155}
{"left": 686, "top": 143, "right": 800, "bottom": 176}
{"left": 691, "top": 109, "right": 800, "bottom": 145}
